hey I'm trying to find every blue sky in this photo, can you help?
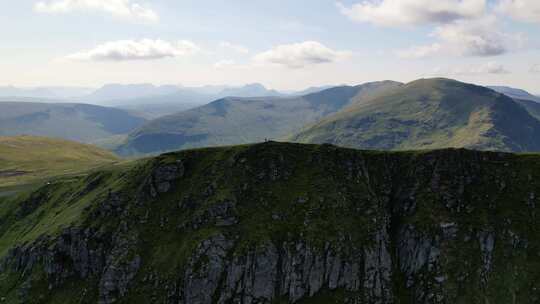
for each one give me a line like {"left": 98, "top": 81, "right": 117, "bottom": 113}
{"left": 1, "top": 0, "right": 539, "bottom": 92}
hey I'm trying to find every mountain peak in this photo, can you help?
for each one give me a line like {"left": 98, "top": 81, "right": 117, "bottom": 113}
{"left": 292, "top": 78, "right": 540, "bottom": 152}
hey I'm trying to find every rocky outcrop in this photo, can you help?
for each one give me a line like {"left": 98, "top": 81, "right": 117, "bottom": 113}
{"left": 2, "top": 142, "right": 540, "bottom": 303}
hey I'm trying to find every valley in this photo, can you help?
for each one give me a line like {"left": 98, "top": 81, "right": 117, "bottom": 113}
{"left": 4, "top": 1, "right": 540, "bottom": 302}
{"left": 2, "top": 78, "right": 540, "bottom": 304}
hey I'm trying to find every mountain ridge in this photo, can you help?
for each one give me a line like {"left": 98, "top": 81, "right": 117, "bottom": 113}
{"left": 488, "top": 85, "right": 540, "bottom": 103}
{"left": 0, "top": 135, "right": 118, "bottom": 188}
{"left": 0, "top": 101, "right": 147, "bottom": 145}
{"left": 291, "top": 78, "right": 540, "bottom": 152}
{"left": 2, "top": 141, "right": 540, "bottom": 303}
{"left": 117, "top": 81, "right": 402, "bottom": 155}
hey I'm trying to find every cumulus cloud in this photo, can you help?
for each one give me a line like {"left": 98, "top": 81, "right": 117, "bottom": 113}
{"left": 66, "top": 39, "right": 200, "bottom": 61}
{"left": 399, "top": 17, "right": 523, "bottom": 58}
{"left": 531, "top": 64, "right": 540, "bottom": 73}
{"left": 434, "top": 17, "right": 511, "bottom": 56}
{"left": 434, "top": 62, "right": 511, "bottom": 75}
{"left": 219, "top": 42, "right": 249, "bottom": 54}
{"left": 497, "top": 0, "right": 540, "bottom": 23}
{"left": 34, "top": 0, "right": 159, "bottom": 23}
{"left": 398, "top": 43, "right": 442, "bottom": 59}
{"left": 337, "top": 0, "right": 486, "bottom": 27}
{"left": 458, "top": 62, "right": 510, "bottom": 74}
{"left": 252, "top": 41, "right": 351, "bottom": 69}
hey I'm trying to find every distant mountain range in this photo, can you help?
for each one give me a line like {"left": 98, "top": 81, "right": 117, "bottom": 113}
{"left": 89, "top": 83, "right": 288, "bottom": 119}
{"left": 488, "top": 86, "right": 540, "bottom": 103}
{"left": 0, "top": 102, "right": 146, "bottom": 146}
{"left": 116, "top": 78, "right": 540, "bottom": 155}
{"left": 0, "top": 83, "right": 335, "bottom": 119}
{"left": 2, "top": 79, "right": 539, "bottom": 156}
{"left": 81, "top": 84, "right": 180, "bottom": 103}
{"left": 116, "top": 81, "right": 401, "bottom": 155}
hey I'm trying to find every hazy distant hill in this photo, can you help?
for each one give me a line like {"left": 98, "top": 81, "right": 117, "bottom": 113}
{"left": 86, "top": 83, "right": 288, "bottom": 118}
{"left": 0, "top": 83, "right": 336, "bottom": 119}
{"left": 218, "top": 83, "right": 283, "bottom": 97}
{"left": 289, "top": 85, "right": 336, "bottom": 96}
{"left": 291, "top": 78, "right": 540, "bottom": 152}
{"left": 117, "top": 81, "right": 401, "bottom": 155}
{"left": 98, "top": 91, "right": 213, "bottom": 119}
{"left": 488, "top": 85, "right": 540, "bottom": 103}
{"left": 82, "top": 83, "right": 181, "bottom": 104}
{"left": 0, "top": 102, "right": 146, "bottom": 145}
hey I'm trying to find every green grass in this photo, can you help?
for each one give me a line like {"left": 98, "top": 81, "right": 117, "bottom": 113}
{"left": 3, "top": 141, "right": 540, "bottom": 303}
{"left": 0, "top": 101, "right": 146, "bottom": 145}
{"left": 0, "top": 135, "right": 119, "bottom": 188}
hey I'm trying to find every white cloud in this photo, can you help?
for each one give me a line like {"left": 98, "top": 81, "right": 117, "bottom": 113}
{"left": 399, "top": 16, "right": 523, "bottom": 58}
{"left": 459, "top": 62, "right": 510, "bottom": 74}
{"left": 219, "top": 42, "right": 249, "bottom": 54}
{"left": 66, "top": 39, "right": 200, "bottom": 61}
{"left": 337, "top": 0, "right": 486, "bottom": 27}
{"left": 252, "top": 41, "right": 351, "bottom": 69}
{"left": 398, "top": 43, "right": 442, "bottom": 59}
{"left": 434, "top": 62, "right": 511, "bottom": 75}
{"left": 434, "top": 17, "right": 511, "bottom": 56}
{"left": 497, "top": 0, "right": 540, "bottom": 23}
{"left": 34, "top": 0, "right": 159, "bottom": 23}
{"left": 531, "top": 64, "right": 540, "bottom": 73}
{"left": 214, "top": 60, "right": 236, "bottom": 69}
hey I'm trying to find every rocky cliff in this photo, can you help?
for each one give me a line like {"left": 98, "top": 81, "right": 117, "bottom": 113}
{"left": 1, "top": 142, "right": 540, "bottom": 303}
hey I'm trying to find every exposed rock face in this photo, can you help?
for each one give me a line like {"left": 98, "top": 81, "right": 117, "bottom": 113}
{"left": 2, "top": 142, "right": 540, "bottom": 303}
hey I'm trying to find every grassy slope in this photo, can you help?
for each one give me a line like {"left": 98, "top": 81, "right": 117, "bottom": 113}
{"left": 0, "top": 102, "right": 146, "bottom": 146}
{"left": 516, "top": 98, "right": 540, "bottom": 121}
{"left": 2, "top": 142, "right": 540, "bottom": 303}
{"left": 118, "top": 81, "right": 402, "bottom": 155}
{"left": 0, "top": 136, "right": 119, "bottom": 188}
{"left": 291, "top": 78, "right": 540, "bottom": 152}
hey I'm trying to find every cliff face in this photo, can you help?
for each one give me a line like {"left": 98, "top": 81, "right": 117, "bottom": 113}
{"left": 1, "top": 142, "right": 540, "bottom": 303}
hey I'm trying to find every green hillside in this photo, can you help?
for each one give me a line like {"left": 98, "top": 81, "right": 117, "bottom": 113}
{"left": 515, "top": 98, "right": 540, "bottom": 121}
{"left": 292, "top": 78, "right": 540, "bottom": 152}
{"left": 2, "top": 142, "right": 540, "bottom": 303}
{"left": 117, "top": 81, "right": 401, "bottom": 155}
{"left": 0, "top": 102, "right": 147, "bottom": 146}
{"left": 0, "top": 136, "right": 119, "bottom": 188}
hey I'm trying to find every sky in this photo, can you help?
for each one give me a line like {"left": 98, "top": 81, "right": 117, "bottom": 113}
{"left": 0, "top": 0, "right": 539, "bottom": 92}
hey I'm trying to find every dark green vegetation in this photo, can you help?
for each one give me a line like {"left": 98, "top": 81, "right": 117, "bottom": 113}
{"left": 2, "top": 141, "right": 540, "bottom": 303}
{"left": 118, "top": 81, "right": 401, "bottom": 155}
{"left": 0, "top": 102, "right": 147, "bottom": 146}
{"left": 0, "top": 136, "right": 118, "bottom": 188}
{"left": 292, "top": 78, "right": 540, "bottom": 152}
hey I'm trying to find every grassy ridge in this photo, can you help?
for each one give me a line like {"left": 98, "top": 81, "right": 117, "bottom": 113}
{"left": 0, "top": 101, "right": 147, "bottom": 146}
{"left": 0, "top": 135, "right": 119, "bottom": 188}
{"left": 2, "top": 142, "right": 540, "bottom": 303}
{"left": 291, "top": 78, "right": 540, "bottom": 152}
